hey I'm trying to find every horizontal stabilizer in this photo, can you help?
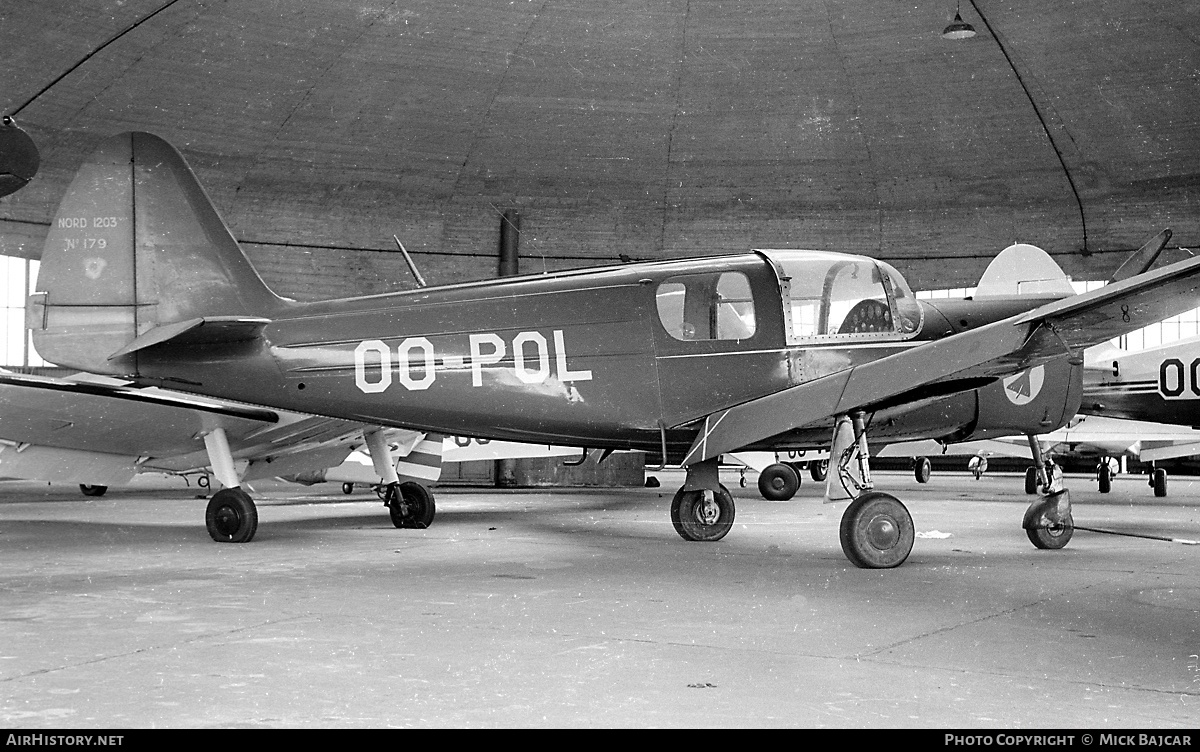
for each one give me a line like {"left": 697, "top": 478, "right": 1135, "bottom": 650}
{"left": 108, "top": 316, "right": 271, "bottom": 360}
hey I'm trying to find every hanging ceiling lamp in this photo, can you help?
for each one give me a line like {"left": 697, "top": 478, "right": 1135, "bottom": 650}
{"left": 942, "top": 2, "right": 977, "bottom": 40}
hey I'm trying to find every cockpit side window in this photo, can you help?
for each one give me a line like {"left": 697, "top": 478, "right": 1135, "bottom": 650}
{"left": 656, "top": 272, "right": 756, "bottom": 342}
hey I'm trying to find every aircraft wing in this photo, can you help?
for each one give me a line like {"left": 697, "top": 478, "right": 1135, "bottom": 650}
{"left": 683, "top": 254, "right": 1200, "bottom": 464}
{"left": 0, "top": 371, "right": 366, "bottom": 485}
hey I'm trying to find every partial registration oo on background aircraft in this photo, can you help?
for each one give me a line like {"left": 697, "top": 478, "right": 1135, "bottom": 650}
{"left": 26, "top": 132, "right": 1200, "bottom": 568}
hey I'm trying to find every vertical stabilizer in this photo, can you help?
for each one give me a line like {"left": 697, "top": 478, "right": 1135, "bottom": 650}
{"left": 974, "top": 243, "right": 1075, "bottom": 298}
{"left": 30, "top": 132, "right": 287, "bottom": 373}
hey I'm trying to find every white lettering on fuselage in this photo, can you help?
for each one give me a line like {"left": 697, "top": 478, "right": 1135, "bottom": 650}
{"left": 354, "top": 329, "right": 592, "bottom": 394}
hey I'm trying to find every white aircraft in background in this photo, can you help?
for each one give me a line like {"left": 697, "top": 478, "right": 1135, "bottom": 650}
{"left": 0, "top": 370, "right": 448, "bottom": 536}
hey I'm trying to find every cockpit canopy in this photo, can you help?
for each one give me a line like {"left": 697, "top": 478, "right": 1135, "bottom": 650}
{"left": 758, "top": 250, "right": 923, "bottom": 345}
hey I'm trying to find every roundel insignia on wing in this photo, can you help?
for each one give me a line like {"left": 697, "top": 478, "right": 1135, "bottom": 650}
{"left": 1003, "top": 365, "right": 1045, "bottom": 406}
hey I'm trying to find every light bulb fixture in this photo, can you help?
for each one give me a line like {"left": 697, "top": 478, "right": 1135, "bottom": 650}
{"left": 942, "top": 2, "right": 977, "bottom": 40}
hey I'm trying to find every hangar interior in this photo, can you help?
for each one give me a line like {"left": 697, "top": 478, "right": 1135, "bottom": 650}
{"left": 3, "top": 1, "right": 1199, "bottom": 291}
{"left": 1, "top": 1, "right": 1198, "bottom": 479}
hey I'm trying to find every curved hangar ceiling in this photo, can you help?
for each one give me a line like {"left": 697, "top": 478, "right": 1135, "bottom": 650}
{"left": 1, "top": 0, "right": 1198, "bottom": 298}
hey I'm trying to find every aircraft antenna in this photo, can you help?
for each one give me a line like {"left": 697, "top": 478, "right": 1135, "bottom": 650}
{"left": 393, "top": 235, "right": 427, "bottom": 288}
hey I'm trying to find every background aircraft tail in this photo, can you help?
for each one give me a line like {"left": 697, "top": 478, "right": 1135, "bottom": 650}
{"left": 29, "top": 132, "right": 288, "bottom": 374}
{"left": 973, "top": 243, "right": 1075, "bottom": 298}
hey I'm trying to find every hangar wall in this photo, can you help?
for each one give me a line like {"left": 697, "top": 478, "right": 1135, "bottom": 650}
{"left": 2, "top": 1, "right": 1199, "bottom": 300}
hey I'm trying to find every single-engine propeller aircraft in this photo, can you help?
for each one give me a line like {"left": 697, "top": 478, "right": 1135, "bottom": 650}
{"left": 27, "top": 132, "right": 1200, "bottom": 567}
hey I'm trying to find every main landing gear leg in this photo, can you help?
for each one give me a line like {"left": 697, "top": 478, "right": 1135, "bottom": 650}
{"left": 671, "top": 458, "right": 735, "bottom": 541}
{"left": 364, "top": 429, "right": 436, "bottom": 530}
{"left": 1022, "top": 435, "right": 1073, "bottom": 550}
{"left": 202, "top": 427, "right": 257, "bottom": 543}
{"left": 835, "top": 412, "right": 915, "bottom": 569}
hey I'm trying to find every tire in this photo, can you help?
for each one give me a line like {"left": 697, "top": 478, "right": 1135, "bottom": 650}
{"left": 1153, "top": 468, "right": 1167, "bottom": 498}
{"left": 839, "top": 492, "right": 915, "bottom": 569}
{"left": 757, "top": 463, "right": 800, "bottom": 501}
{"left": 205, "top": 488, "right": 258, "bottom": 543}
{"left": 1024, "top": 466, "right": 1038, "bottom": 495}
{"left": 79, "top": 484, "right": 108, "bottom": 497}
{"left": 670, "top": 485, "right": 735, "bottom": 542}
{"left": 1098, "top": 463, "right": 1111, "bottom": 494}
{"left": 1024, "top": 492, "right": 1073, "bottom": 550}
{"left": 914, "top": 457, "right": 931, "bottom": 484}
{"left": 809, "top": 460, "right": 829, "bottom": 482}
{"left": 342, "top": 482, "right": 354, "bottom": 495}
{"left": 387, "top": 482, "right": 436, "bottom": 529}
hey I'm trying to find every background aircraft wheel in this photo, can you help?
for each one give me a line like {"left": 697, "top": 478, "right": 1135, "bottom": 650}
{"left": 1098, "top": 463, "right": 1111, "bottom": 494}
{"left": 205, "top": 488, "right": 258, "bottom": 543}
{"left": 1024, "top": 467, "right": 1038, "bottom": 495}
{"left": 757, "top": 462, "right": 800, "bottom": 500}
{"left": 1153, "top": 468, "right": 1167, "bottom": 498}
{"left": 79, "top": 484, "right": 108, "bottom": 497}
{"left": 342, "top": 482, "right": 354, "bottom": 495}
{"left": 913, "top": 457, "right": 931, "bottom": 484}
{"left": 808, "top": 460, "right": 829, "bottom": 482}
{"left": 670, "top": 485, "right": 735, "bottom": 542}
{"left": 839, "top": 492, "right": 915, "bottom": 569}
{"left": 387, "top": 482, "right": 436, "bottom": 529}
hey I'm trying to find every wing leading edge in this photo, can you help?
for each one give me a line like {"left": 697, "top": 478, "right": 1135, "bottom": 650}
{"left": 683, "top": 253, "right": 1200, "bottom": 465}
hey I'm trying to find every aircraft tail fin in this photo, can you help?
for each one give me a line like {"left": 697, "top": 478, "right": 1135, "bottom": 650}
{"left": 973, "top": 243, "right": 1075, "bottom": 298}
{"left": 1108, "top": 229, "right": 1172, "bottom": 284}
{"left": 29, "top": 132, "right": 287, "bottom": 374}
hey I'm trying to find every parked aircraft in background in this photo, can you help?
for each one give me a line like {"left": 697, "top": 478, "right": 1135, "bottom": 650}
{"left": 0, "top": 370, "right": 443, "bottom": 538}
{"left": 290, "top": 436, "right": 582, "bottom": 493}
{"left": 884, "top": 335, "right": 1200, "bottom": 498}
{"left": 887, "top": 415, "right": 1200, "bottom": 496}
{"left": 27, "top": 132, "right": 1200, "bottom": 568}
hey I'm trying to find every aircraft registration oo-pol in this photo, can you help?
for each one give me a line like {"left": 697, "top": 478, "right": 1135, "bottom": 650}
{"left": 27, "top": 132, "right": 1200, "bottom": 567}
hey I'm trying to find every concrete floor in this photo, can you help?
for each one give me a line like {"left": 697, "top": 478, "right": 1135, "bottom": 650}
{"left": 1, "top": 469, "right": 1198, "bottom": 728}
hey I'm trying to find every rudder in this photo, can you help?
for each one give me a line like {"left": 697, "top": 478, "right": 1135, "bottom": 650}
{"left": 29, "top": 132, "right": 286, "bottom": 374}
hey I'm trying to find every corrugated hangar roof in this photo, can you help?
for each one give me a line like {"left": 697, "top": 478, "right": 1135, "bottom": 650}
{"left": 2, "top": 0, "right": 1199, "bottom": 298}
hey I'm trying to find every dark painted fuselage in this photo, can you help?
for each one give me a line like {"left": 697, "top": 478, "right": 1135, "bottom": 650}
{"left": 131, "top": 256, "right": 1079, "bottom": 460}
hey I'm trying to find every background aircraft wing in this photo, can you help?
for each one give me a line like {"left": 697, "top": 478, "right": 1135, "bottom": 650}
{"left": 683, "top": 254, "right": 1200, "bottom": 464}
{"left": 0, "top": 372, "right": 366, "bottom": 485}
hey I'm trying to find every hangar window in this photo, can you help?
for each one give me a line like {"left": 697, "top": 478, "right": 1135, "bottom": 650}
{"left": 656, "top": 272, "right": 756, "bottom": 341}
{"left": 2, "top": 257, "right": 47, "bottom": 368}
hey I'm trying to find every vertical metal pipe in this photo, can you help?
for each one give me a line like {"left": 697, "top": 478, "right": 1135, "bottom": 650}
{"left": 498, "top": 209, "right": 520, "bottom": 278}
{"left": 496, "top": 209, "right": 520, "bottom": 487}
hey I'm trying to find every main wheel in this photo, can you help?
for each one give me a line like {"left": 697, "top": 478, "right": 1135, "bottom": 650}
{"left": 913, "top": 457, "right": 931, "bottom": 484}
{"left": 670, "top": 485, "right": 735, "bottom": 542}
{"left": 79, "top": 484, "right": 108, "bottom": 497}
{"left": 387, "top": 481, "right": 436, "bottom": 529}
{"left": 809, "top": 460, "right": 829, "bottom": 482}
{"left": 1024, "top": 466, "right": 1039, "bottom": 495}
{"left": 342, "top": 482, "right": 354, "bottom": 495}
{"left": 757, "top": 463, "right": 800, "bottom": 501}
{"left": 1153, "top": 468, "right": 1167, "bottom": 498}
{"left": 1098, "top": 462, "right": 1111, "bottom": 494}
{"left": 839, "top": 492, "right": 915, "bottom": 569}
{"left": 205, "top": 488, "right": 258, "bottom": 543}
